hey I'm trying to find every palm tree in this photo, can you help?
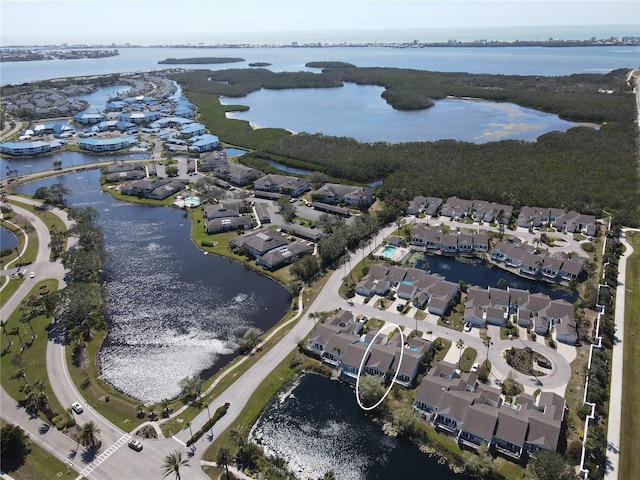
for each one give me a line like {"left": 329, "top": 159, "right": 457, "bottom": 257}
{"left": 161, "top": 450, "right": 190, "bottom": 480}
{"left": 161, "top": 398, "right": 170, "bottom": 417}
{"left": 1, "top": 319, "right": 12, "bottom": 347}
{"left": 456, "top": 338, "right": 465, "bottom": 368}
{"left": 10, "top": 326, "right": 24, "bottom": 350}
{"left": 229, "top": 425, "right": 248, "bottom": 449}
{"left": 77, "top": 421, "right": 101, "bottom": 449}
{"left": 482, "top": 335, "right": 492, "bottom": 368}
{"left": 215, "top": 446, "right": 232, "bottom": 480}
{"left": 496, "top": 208, "right": 505, "bottom": 239}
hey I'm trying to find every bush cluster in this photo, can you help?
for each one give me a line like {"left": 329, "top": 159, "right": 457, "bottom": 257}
{"left": 185, "top": 402, "right": 230, "bottom": 447}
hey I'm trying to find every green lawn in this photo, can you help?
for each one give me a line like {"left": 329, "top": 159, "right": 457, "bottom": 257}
{"left": 459, "top": 347, "right": 478, "bottom": 372}
{"left": 0, "top": 280, "right": 66, "bottom": 421}
{"left": 619, "top": 231, "right": 640, "bottom": 480}
{"left": 64, "top": 333, "right": 142, "bottom": 431}
{"left": 0, "top": 419, "right": 78, "bottom": 480}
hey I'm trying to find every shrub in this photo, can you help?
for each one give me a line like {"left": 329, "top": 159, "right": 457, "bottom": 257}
{"left": 185, "top": 402, "right": 230, "bottom": 447}
{"left": 477, "top": 364, "right": 490, "bottom": 382}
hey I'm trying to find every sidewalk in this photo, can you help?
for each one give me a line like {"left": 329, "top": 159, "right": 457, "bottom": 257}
{"left": 604, "top": 228, "right": 637, "bottom": 480}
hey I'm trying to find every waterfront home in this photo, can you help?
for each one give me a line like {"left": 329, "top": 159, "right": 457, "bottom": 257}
{"left": 78, "top": 137, "right": 137, "bottom": 152}
{"left": 557, "top": 255, "right": 585, "bottom": 281}
{"left": 365, "top": 343, "right": 396, "bottom": 377}
{"left": 257, "top": 241, "right": 311, "bottom": 270}
{"left": 457, "top": 233, "right": 474, "bottom": 254}
{"left": 179, "top": 122, "right": 206, "bottom": 138}
{"left": 541, "top": 255, "right": 563, "bottom": 279}
{"left": 458, "top": 403, "right": 499, "bottom": 449}
{"left": 308, "top": 323, "right": 343, "bottom": 354}
{"left": 410, "top": 223, "right": 440, "bottom": 250}
{"left": 147, "top": 181, "right": 185, "bottom": 200}
{"left": 105, "top": 170, "right": 146, "bottom": 183}
{"left": 493, "top": 408, "right": 529, "bottom": 460}
{"left": 519, "top": 251, "right": 542, "bottom": 275}
{"left": 254, "top": 173, "right": 309, "bottom": 197}
{"left": 413, "top": 361, "right": 565, "bottom": 460}
{"left": 229, "top": 228, "right": 288, "bottom": 257}
{"left": 439, "top": 233, "right": 459, "bottom": 253}
{"left": 463, "top": 286, "right": 574, "bottom": 332}
{"left": 206, "top": 216, "right": 253, "bottom": 234}
{"left": 472, "top": 231, "right": 489, "bottom": 252}
{"left": 311, "top": 183, "right": 375, "bottom": 207}
{"left": 0, "top": 140, "right": 54, "bottom": 156}
{"left": 406, "top": 195, "right": 442, "bottom": 216}
{"left": 188, "top": 134, "right": 219, "bottom": 153}
{"left": 106, "top": 161, "right": 144, "bottom": 174}
{"left": 119, "top": 178, "right": 184, "bottom": 200}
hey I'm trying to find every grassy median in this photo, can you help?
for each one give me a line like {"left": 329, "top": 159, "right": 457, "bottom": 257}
{"left": 619, "top": 230, "right": 640, "bottom": 480}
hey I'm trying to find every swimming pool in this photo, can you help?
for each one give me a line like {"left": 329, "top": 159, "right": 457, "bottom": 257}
{"left": 382, "top": 246, "right": 397, "bottom": 258}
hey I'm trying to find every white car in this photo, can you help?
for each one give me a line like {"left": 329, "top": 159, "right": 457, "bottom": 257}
{"left": 29, "top": 272, "right": 35, "bottom": 278}
{"left": 471, "top": 362, "right": 480, "bottom": 373}
{"left": 128, "top": 439, "right": 143, "bottom": 452}
{"left": 463, "top": 322, "right": 472, "bottom": 332}
{"left": 71, "top": 402, "right": 83, "bottom": 414}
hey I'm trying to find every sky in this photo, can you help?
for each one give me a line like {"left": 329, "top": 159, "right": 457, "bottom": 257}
{"left": 1, "top": 0, "right": 638, "bottom": 46}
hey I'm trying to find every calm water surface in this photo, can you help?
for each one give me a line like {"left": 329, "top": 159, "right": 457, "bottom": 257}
{"left": 16, "top": 170, "right": 291, "bottom": 401}
{"left": 252, "top": 374, "right": 472, "bottom": 480}
{"left": 1, "top": 227, "right": 18, "bottom": 251}
{"left": 2, "top": 44, "right": 638, "bottom": 86}
{"left": 223, "top": 84, "right": 580, "bottom": 143}
{"left": 416, "top": 253, "right": 577, "bottom": 303}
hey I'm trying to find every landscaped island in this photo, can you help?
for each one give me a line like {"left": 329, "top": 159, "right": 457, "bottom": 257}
{"left": 158, "top": 56, "right": 244, "bottom": 64}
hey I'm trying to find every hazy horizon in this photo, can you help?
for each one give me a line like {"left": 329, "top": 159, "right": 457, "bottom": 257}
{"left": 1, "top": 1, "right": 638, "bottom": 46}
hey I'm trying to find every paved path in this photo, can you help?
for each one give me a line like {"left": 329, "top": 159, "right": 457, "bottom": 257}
{"left": 604, "top": 228, "right": 637, "bottom": 480}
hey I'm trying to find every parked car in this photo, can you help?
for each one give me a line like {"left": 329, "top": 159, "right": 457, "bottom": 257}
{"left": 463, "top": 322, "right": 472, "bottom": 332}
{"left": 71, "top": 402, "right": 83, "bottom": 414}
{"left": 471, "top": 362, "right": 480, "bottom": 373}
{"left": 537, "top": 358, "right": 552, "bottom": 369}
{"left": 128, "top": 439, "right": 143, "bottom": 452}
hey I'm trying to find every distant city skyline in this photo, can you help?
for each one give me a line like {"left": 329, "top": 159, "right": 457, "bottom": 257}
{"left": 1, "top": 0, "right": 638, "bottom": 46}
